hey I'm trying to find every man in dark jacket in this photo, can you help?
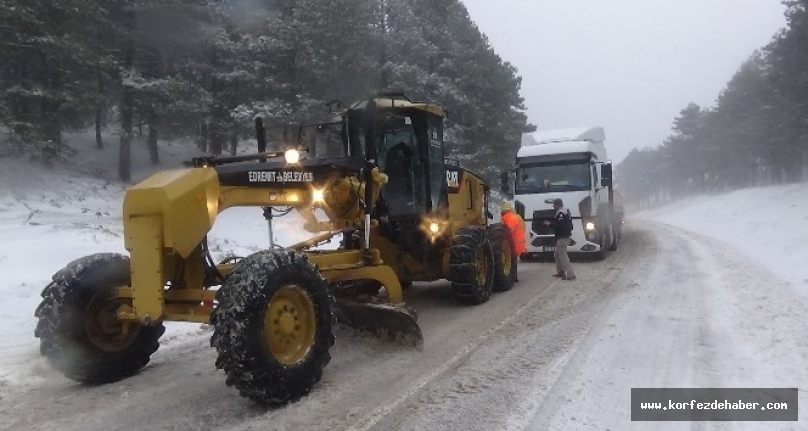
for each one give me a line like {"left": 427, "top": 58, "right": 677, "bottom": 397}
{"left": 543, "top": 198, "right": 576, "bottom": 280}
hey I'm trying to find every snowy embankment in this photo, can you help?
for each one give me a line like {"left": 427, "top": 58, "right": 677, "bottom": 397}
{"left": 640, "top": 183, "right": 808, "bottom": 293}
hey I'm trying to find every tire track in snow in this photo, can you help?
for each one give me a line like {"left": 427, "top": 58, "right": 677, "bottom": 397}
{"left": 360, "top": 228, "right": 649, "bottom": 431}
{"left": 531, "top": 223, "right": 719, "bottom": 430}
{"left": 343, "top": 277, "right": 560, "bottom": 431}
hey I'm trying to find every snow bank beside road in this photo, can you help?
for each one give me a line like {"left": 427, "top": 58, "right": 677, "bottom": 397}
{"left": 641, "top": 182, "right": 808, "bottom": 292}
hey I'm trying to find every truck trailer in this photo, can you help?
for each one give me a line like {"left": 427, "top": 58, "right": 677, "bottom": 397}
{"left": 501, "top": 126, "right": 622, "bottom": 259}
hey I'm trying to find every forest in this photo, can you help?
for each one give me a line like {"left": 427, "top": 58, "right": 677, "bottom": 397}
{"left": 618, "top": 1, "right": 808, "bottom": 207}
{"left": 0, "top": 0, "right": 533, "bottom": 182}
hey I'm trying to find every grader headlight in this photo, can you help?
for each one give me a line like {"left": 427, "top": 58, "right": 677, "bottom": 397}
{"left": 284, "top": 149, "right": 301, "bottom": 164}
{"left": 311, "top": 188, "right": 325, "bottom": 204}
{"left": 421, "top": 217, "right": 448, "bottom": 243}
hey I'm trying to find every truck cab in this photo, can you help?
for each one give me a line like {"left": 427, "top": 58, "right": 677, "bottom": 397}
{"left": 506, "top": 126, "right": 619, "bottom": 258}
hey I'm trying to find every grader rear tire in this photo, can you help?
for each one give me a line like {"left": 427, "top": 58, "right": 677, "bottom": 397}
{"left": 487, "top": 223, "right": 516, "bottom": 292}
{"left": 449, "top": 226, "right": 494, "bottom": 304}
{"left": 34, "top": 253, "right": 165, "bottom": 384}
{"left": 210, "top": 250, "right": 335, "bottom": 405}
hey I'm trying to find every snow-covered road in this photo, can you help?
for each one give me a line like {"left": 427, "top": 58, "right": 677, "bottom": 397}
{"left": 542, "top": 222, "right": 807, "bottom": 431}
{"left": 3, "top": 219, "right": 804, "bottom": 430}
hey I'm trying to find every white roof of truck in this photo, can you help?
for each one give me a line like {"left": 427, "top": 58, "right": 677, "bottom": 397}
{"left": 528, "top": 126, "right": 605, "bottom": 145}
{"left": 518, "top": 126, "right": 607, "bottom": 160}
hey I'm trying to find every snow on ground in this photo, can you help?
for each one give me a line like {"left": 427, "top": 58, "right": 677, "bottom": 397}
{"left": 639, "top": 183, "right": 808, "bottom": 293}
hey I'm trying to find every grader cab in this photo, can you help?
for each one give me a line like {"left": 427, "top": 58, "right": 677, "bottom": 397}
{"left": 34, "top": 93, "right": 517, "bottom": 405}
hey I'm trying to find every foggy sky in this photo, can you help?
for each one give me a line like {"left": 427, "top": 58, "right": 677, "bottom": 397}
{"left": 461, "top": 0, "right": 787, "bottom": 163}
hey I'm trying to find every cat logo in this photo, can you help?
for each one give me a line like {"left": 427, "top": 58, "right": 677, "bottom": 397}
{"left": 446, "top": 170, "right": 459, "bottom": 188}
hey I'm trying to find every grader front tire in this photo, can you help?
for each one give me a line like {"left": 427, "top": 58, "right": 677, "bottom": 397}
{"left": 449, "top": 226, "right": 494, "bottom": 304}
{"left": 34, "top": 253, "right": 165, "bottom": 384}
{"left": 487, "top": 223, "right": 516, "bottom": 292}
{"left": 210, "top": 250, "right": 335, "bottom": 405}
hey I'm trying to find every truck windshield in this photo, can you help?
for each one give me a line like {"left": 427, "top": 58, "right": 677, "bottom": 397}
{"left": 515, "top": 162, "right": 591, "bottom": 194}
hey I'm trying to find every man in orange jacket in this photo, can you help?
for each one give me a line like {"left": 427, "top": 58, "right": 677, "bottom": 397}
{"left": 500, "top": 201, "right": 527, "bottom": 282}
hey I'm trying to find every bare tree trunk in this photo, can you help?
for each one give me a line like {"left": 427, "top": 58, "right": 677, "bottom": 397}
{"left": 40, "top": 62, "right": 62, "bottom": 165}
{"left": 147, "top": 125, "right": 159, "bottom": 164}
{"left": 95, "top": 108, "right": 104, "bottom": 149}
{"left": 229, "top": 132, "right": 238, "bottom": 156}
{"left": 787, "top": 146, "right": 803, "bottom": 183}
{"left": 95, "top": 66, "right": 105, "bottom": 149}
{"left": 119, "top": 89, "right": 133, "bottom": 181}
{"left": 41, "top": 99, "right": 61, "bottom": 166}
{"left": 379, "top": 0, "right": 389, "bottom": 89}
{"left": 118, "top": 8, "right": 135, "bottom": 182}
{"left": 147, "top": 111, "right": 159, "bottom": 164}
{"left": 198, "top": 122, "right": 208, "bottom": 152}
{"left": 119, "top": 103, "right": 132, "bottom": 181}
{"left": 210, "top": 128, "right": 224, "bottom": 155}
{"left": 282, "top": 124, "right": 290, "bottom": 152}
{"left": 208, "top": 43, "right": 224, "bottom": 156}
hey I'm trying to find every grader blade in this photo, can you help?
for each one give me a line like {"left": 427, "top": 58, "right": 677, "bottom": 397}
{"left": 333, "top": 298, "right": 423, "bottom": 347}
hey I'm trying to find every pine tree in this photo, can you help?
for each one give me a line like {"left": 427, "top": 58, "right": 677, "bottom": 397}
{"left": 765, "top": 0, "right": 808, "bottom": 182}
{"left": 0, "top": 0, "right": 106, "bottom": 161}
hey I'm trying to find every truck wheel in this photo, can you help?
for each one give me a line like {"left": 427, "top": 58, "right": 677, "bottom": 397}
{"left": 449, "top": 226, "right": 494, "bottom": 304}
{"left": 595, "top": 224, "right": 613, "bottom": 260}
{"left": 487, "top": 224, "right": 516, "bottom": 292}
{"left": 210, "top": 250, "right": 335, "bottom": 405}
{"left": 609, "top": 226, "right": 619, "bottom": 251}
{"left": 34, "top": 253, "right": 165, "bottom": 384}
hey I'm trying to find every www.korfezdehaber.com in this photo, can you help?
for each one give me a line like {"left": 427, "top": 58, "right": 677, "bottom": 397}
{"left": 640, "top": 400, "right": 788, "bottom": 411}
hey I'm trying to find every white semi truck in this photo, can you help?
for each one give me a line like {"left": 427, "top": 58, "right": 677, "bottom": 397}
{"left": 501, "top": 126, "right": 622, "bottom": 259}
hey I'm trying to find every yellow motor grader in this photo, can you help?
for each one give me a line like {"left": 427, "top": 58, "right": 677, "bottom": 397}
{"left": 34, "top": 93, "right": 517, "bottom": 405}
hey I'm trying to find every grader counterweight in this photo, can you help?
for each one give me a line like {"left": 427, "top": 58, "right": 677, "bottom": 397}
{"left": 34, "top": 93, "right": 518, "bottom": 405}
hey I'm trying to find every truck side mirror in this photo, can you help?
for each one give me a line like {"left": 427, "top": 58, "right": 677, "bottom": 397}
{"left": 601, "top": 163, "right": 613, "bottom": 187}
{"left": 499, "top": 171, "right": 509, "bottom": 194}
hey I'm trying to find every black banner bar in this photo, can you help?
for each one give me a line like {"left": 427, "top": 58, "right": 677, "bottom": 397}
{"left": 631, "top": 388, "right": 798, "bottom": 421}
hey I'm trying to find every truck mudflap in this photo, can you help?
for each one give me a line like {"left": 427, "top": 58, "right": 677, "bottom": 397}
{"left": 333, "top": 297, "right": 423, "bottom": 348}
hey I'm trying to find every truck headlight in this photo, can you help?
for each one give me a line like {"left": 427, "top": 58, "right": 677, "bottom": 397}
{"left": 429, "top": 222, "right": 440, "bottom": 234}
{"left": 585, "top": 222, "right": 595, "bottom": 231}
{"left": 284, "top": 149, "right": 301, "bottom": 164}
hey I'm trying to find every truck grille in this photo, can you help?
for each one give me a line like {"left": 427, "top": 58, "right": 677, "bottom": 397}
{"left": 531, "top": 237, "right": 556, "bottom": 247}
{"left": 531, "top": 210, "right": 556, "bottom": 235}
{"left": 531, "top": 237, "right": 577, "bottom": 247}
